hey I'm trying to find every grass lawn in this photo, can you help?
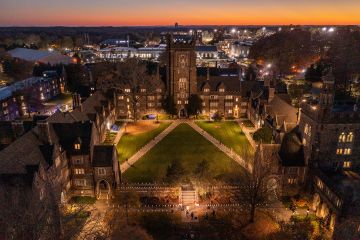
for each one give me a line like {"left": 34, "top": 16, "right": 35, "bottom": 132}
{"left": 195, "top": 121, "right": 254, "bottom": 159}
{"left": 123, "top": 123, "right": 244, "bottom": 183}
{"left": 117, "top": 121, "right": 171, "bottom": 163}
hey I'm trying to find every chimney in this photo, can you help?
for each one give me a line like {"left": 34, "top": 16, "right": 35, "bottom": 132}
{"left": 156, "top": 63, "right": 160, "bottom": 82}
{"left": 37, "top": 120, "right": 52, "bottom": 144}
{"left": 11, "top": 120, "right": 25, "bottom": 138}
{"left": 206, "top": 66, "right": 210, "bottom": 81}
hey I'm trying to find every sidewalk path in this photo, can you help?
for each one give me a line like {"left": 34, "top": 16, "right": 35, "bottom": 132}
{"left": 188, "top": 121, "right": 252, "bottom": 172}
{"left": 120, "top": 121, "right": 180, "bottom": 173}
{"left": 236, "top": 120, "right": 257, "bottom": 149}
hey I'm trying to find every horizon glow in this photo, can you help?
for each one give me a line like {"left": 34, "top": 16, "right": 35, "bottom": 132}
{"left": 0, "top": 0, "right": 360, "bottom": 26}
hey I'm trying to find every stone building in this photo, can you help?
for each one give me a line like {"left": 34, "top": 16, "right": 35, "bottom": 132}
{"left": 255, "top": 128, "right": 307, "bottom": 196}
{"left": 0, "top": 90, "right": 120, "bottom": 208}
{"left": 114, "top": 35, "right": 260, "bottom": 119}
{"left": 298, "top": 70, "right": 360, "bottom": 234}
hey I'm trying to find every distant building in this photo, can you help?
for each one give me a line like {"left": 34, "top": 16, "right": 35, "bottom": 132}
{"left": 0, "top": 72, "right": 65, "bottom": 121}
{"left": 7, "top": 48, "right": 74, "bottom": 65}
{"left": 230, "top": 41, "right": 252, "bottom": 58}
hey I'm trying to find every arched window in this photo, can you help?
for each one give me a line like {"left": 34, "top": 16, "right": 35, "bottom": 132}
{"left": 338, "top": 132, "right": 346, "bottom": 143}
{"left": 179, "top": 78, "right": 187, "bottom": 91}
{"left": 347, "top": 132, "right": 354, "bottom": 142}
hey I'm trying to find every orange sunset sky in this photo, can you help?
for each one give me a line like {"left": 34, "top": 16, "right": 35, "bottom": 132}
{"left": 0, "top": 0, "right": 360, "bottom": 26}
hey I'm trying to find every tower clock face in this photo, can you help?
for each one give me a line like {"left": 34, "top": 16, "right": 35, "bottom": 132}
{"left": 179, "top": 54, "right": 187, "bottom": 68}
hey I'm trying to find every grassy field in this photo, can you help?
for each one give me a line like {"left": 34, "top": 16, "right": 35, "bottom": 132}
{"left": 195, "top": 121, "right": 254, "bottom": 159}
{"left": 123, "top": 123, "right": 244, "bottom": 183}
{"left": 117, "top": 121, "right": 171, "bottom": 163}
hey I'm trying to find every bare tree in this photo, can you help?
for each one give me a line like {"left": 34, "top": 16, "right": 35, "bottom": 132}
{"left": 234, "top": 144, "right": 278, "bottom": 223}
{"left": 114, "top": 58, "right": 163, "bottom": 122}
{"left": 116, "top": 190, "right": 140, "bottom": 225}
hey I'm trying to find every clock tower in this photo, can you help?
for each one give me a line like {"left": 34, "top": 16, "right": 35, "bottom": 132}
{"left": 166, "top": 35, "right": 197, "bottom": 116}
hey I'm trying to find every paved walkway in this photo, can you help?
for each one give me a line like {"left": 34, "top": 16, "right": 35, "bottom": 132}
{"left": 187, "top": 121, "right": 253, "bottom": 172}
{"left": 120, "top": 121, "right": 180, "bottom": 173}
{"left": 236, "top": 120, "right": 257, "bottom": 149}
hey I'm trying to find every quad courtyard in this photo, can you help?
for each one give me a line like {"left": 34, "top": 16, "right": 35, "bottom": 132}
{"left": 116, "top": 120, "right": 254, "bottom": 183}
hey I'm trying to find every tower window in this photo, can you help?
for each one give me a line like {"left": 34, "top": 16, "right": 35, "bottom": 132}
{"left": 344, "top": 148, "right": 352, "bottom": 155}
{"left": 343, "top": 161, "right": 351, "bottom": 168}
{"left": 74, "top": 143, "right": 80, "bottom": 150}
{"left": 179, "top": 78, "right": 187, "bottom": 91}
{"left": 338, "top": 132, "right": 346, "bottom": 143}
{"left": 336, "top": 148, "right": 343, "bottom": 155}
{"left": 347, "top": 132, "right": 354, "bottom": 142}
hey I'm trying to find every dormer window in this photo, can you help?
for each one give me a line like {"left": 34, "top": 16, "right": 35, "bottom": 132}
{"left": 140, "top": 88, "right": 146, "bottom": 93}
{"left": 125, "top": 89, "right": 131, "bottom": 93}
{"left": 204, "top": 88, "right": 210, "bottom": 93}
{"left": 74, "top": 143, "right": 80, "bottom": 150}
{"left": 219, "top": 88, "right": 225, "bottom": 92}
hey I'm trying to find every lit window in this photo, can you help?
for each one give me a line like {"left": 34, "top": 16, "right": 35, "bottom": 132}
{"left": 317, "top": 179, "right": 323, "bottom": 189}
{"left": 347, "top": 132, "right": 354, "bottom": 142}
{"left": 98, "top": 168, "right": 106, "bottom": 175}
{"left": 125, "top": 89, "right": 131, "bottom": 93}
{"left": 177, "top": 100, "right": 182, "bottom": 105}
{"left": 336, "top": 148, "right": 343, "bottom": 155}
{"left": 303, "top": 138, "right": 307, "bottom": 146}
{"left": 148, "top": 96, "right": 155, "bottom": 101}
{"left": 74, "top": 179, "right": 86, "bottom": 186}
{"left": 219, "top": 88, "right": 225, "bottom": 92}
{"left": 74, "top": 143, "right": 80, "bottom": 150}
{"left": 235, "top": 98, "right": 239, "bottom": 102}
{"left": 225, "top": 95, "right": 233, "bottom": 100}
{"left": 74, "top": 168, "right": 85, "bottom": 175}
{"left": 288, "top": 178, "right": 296, "bottom": 184}
{"left": 344, "top": 148, "right": 352, "bottom": 155}
{"left": 339, "top": 132, "right": 346, "bottom": 143}
{"left": 228, "top": 109, "right": 233, "bottom": 114}
{"left": 185, "top": 100, "right": 189, "bottom": 104}
{"left": 179, "top": 78, "right": 187, "bottom": 91}
{"left": 343, "top": 161, "right": 351, "bottom": 168}
{"left": 140, "top": 88, "right": 146, "bottom": 93}
{"left": 304, "top": 124, "right": 311, "bottom": 137}
{"left": 118, "top": 96, "right": 124, "bottom": 100}
{"left": 204, "top": 88, "right": 210, "bottom": 93}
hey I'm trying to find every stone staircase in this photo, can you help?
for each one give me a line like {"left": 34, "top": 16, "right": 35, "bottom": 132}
{"left": 180, "top": 185, "right": 197, "bottom": 206}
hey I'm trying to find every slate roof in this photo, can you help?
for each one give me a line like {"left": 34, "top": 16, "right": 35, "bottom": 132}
{"left": 197, "top": 76, "right": 241, "bottom": 92}
{"left": 195, "top": 45, "right": 218, "bottom": 52}
{"left": 265, "top": 94, "right": 298, "bottom": 126}
{"left": 279, "top": 128, "right": 305, "bottom": 167}
{"left": 51, "top": 122, "right": 92, "bottom": 156}
{"left": 0, "top": 130, "right": 47, "bottom": 175}
{"left": 92, "top": 145, "right": 116, "bottom": 167}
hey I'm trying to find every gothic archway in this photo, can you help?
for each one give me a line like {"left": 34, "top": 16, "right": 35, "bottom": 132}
{"left": 179, "top": 108, "right": 187, "bottom": 118}
{"left": 266, "top": 176, "right": 280, "bottom": 201}
{"left": 96, "top": 179, "right": 111, "bottom": 199}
